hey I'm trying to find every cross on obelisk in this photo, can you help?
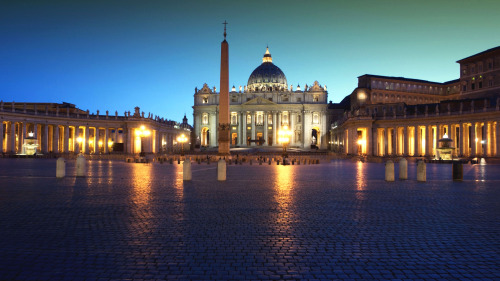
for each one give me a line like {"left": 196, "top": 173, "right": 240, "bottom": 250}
{"left": 218, "top": 20, "right": 230, "bottom": 156}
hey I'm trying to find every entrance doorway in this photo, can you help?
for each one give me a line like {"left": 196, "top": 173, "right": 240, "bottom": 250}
{"left": 231, "top": 133, "right": 237, "bottom": 145}
{"left": 257, "top": 133, "right": 263, "bottom": 146}
{"left": 201, "top": 127, "right": 210, "bottom": 146}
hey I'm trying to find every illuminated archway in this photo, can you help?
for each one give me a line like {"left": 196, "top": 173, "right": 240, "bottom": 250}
{"left": 311, "top": 127, "right": 320, "bottom": 147}
{"left": 201, "top": 127, "right": 210, "bottom": 146}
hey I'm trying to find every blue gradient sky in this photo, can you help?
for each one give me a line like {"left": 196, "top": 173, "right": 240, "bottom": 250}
{"left": 2, "top": 0, "right": 499, "bottom": 123}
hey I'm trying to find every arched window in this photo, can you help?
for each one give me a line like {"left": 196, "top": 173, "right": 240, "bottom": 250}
{"left": 313, "top": 113, "right": 319, "bottom": 124}
{"left": 202, "top": 113, "right": 209, "bottom": 125}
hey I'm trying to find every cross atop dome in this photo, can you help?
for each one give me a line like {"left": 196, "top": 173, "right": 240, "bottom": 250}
{"left": 263, "top": 46, "right": 272, "bottom": 63}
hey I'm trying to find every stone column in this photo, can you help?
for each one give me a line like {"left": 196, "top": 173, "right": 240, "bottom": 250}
{"left": 64, "top": 125, "right": 69, "bottom": 153}
{"left": 104, "top": 128, "right": 108, "bottom": 153}
{"left": 471, "top": 123, "right": 476, "bottom": 157}
{"left": 34, "top": 123, "right": 38, "bottom": 139}
{"left": 277, "top": 112, "right": 282, "bottom": 146}
{"left": 426, "top": 125, "right": 433, "bottom": 157}
{"left": 272, "top": 112, "right": 277, "bottom": 146}
{"left": 20, "top": 122, "right": 27, "bottom": 153}
{"left": 238, "top": 112, "right": 243, "bottom": 146}
{"left": 394, "top": 127, "right": 399, "bottom": 155}
{"left": 242, "top": 112, "right": 247, "bottom": 146}
{"left": 487, "top": 122, "right": 493, "bottom": 156}
{"left": 403, "top": 126, "right": 410, "bottom": 156}
{"left": 43, "top": 124, "right": 48, "bottom": 153}
{"left": 384, "top": 128, "right": 389, "bottom": 156}
{"left": 372, "top": 127, "right": 378, "bottom": 156}
{"left": 156, "top": 130, "right": 160, "bottom": 153}
{"left": 496, "top": 121, "right": 500, "bottom": 157}
{"left": 367, "top": 126, "right": 373, "bottom": 156}
{"left": 10, "top": 122, "right": 16, "bottom": 153}
{"left": 250, "top": 112, "right": 256, "bottom": 146}
{"left": 210, "top": 113, "right": 217, "bottom": 146}
{"left": 290, "top": 111, "right": 295, "bottom": 145}
{"left": 126, "top": 128, "right": 132, "bottom": 154}
{"left": 84, "top": 126, "right": 90, "bottom": 154}
{"left": 53, "top": 125, "right": 60, "bottom": 153}
{"left": 0, "top": 121, "right": 3, "bottom": 153}
{"left": 264, "top": 111, "right": 268, "bottom": 146}
{"left": 459, "top": 123, "right": 464, "bottom": 156}
{"left": 414, "top": 125, "right": 419, "bottom": 156}
{"left": 350, "top": 127, "right": 356, "bottom": 155}
{"left": 95, "top": 127, "right": 100, "bottom": 154}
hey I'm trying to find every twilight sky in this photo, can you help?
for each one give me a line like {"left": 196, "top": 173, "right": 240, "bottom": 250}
{"left": 2, "top": 0, "right": 499, "bottom": 123}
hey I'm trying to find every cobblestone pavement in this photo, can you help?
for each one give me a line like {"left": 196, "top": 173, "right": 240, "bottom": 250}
{"left": 0, "top": 158, "right": 498, "bottom": 280}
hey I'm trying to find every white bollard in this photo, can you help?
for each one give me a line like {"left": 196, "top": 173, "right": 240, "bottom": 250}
{"left": 399, "top": 158, "right": 407, "bottom": 180}
{"left": 76, "top": 155, "right": 86, "bottom": 177}
{"left": 417, "top": 160, "right": 426, "bottom": 182}
{"left": 217, "top": 159, "right": 226, "bottom": 181}
{"left": 183, "top": 160, "right": 192, "bottom": 181}
{"left": 385, "top": 160, "right": 395, "bottom": 182}
{"left": 56, "top": 157, "right": 66, "bottom": 178}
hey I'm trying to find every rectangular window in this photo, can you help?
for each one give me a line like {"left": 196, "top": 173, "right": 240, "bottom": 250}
{"left": 268, "top": 98, "right": 272, "bottom": 101}
{"left": 297, "top": 97, "right": 301, "bottom": 102}
{"left": 479, "top": 81, "right": 482, "bottom": 89}
{"left": 471, "top": 83, "right": 475, "bottom": 90}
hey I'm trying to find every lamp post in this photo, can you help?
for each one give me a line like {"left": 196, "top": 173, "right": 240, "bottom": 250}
{"left": 177, "top": 133, "right": 188, "bottom": 156}
{"left": 278, "top": 125, "right": 292, "bottom": 159}
{"left": 135, "top": 125, "right": 151, "bottom": 157}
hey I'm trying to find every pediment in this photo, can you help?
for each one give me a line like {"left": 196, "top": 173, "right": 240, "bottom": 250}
{"left": 242, "top": 96, "right": 277, "bottom": 105}
{"left": 199, "top": 83, "right": 212, "bottom": 94}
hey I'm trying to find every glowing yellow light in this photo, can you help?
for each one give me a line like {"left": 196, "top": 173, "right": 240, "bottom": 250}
{"left": 357, "top": 139, "right": 366, "bottom": 145}
{"left": 108, "top": 140, "right": 113, "bottom": 147}
{"left": 77, "top": 137, "right": 83, "bottom": 143}
{"left": 136, "top": 125, "right": 151, "bottom": 137}
{"left": 475, "top": 138, "right": 479, "bottom": 142}
{"left": 443, "top": 133, "right": 448, "bottom": 138}
{"left": 89, "top": 140, "right": 93, "bottom": 145}
{"left": 98, "top": 141, "right": 103, "bottom": 146}
{"left": 177, "top": 134, "right": 188, "bottom": 143}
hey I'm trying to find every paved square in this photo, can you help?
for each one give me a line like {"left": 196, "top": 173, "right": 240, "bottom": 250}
{"left": 0, "top": 158, "right": 499, "bottom": 280}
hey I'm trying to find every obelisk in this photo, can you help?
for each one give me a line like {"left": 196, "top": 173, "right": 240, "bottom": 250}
{"left": 218, "top": 21, "right": 230, "bottom": 156}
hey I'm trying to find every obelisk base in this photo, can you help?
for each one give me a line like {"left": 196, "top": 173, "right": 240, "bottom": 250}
{"left": 217, "top": 123, "right": 231, "bottom": 156}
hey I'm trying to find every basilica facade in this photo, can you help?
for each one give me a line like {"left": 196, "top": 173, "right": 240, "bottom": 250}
{"left": 330, "top": 46, "right": 500, "bottom": 159}
{"left": 193, "top": 48, "right": 330, "bottom": 149}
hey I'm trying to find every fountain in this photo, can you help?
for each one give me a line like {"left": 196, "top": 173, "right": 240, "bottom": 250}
{"left": 436, "top": 133, "right": 455, "bottom": 160}
{"left": 21, "top": 132, "right": 39, "bottom": 155}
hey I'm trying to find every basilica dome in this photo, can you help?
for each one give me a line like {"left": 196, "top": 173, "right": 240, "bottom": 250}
{"left": 247, "top": 47, "right": 288, "bottom": 91}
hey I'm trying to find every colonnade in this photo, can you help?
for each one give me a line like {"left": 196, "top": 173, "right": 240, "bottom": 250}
{"left": 337, "top": 118, "right": 500, "bottom": 158}
{"left": 1, "top": 117, "right": 188, "bottom": 155}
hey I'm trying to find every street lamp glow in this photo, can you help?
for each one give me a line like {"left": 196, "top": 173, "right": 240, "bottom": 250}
{"left": 136, "top": 125, "right": 151, "bottom": 156}
{"left": 177, "top": 134, "right": 188, "bottom": 156}
{"left": 278, "top": 125, "right": 292, "bottom": 158}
